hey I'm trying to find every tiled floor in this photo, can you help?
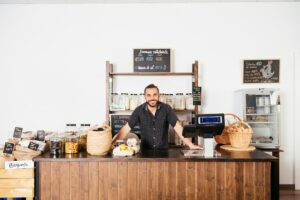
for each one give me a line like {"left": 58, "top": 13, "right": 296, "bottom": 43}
{"left": 280, "top": 190, "right": 300, "bottom": 200}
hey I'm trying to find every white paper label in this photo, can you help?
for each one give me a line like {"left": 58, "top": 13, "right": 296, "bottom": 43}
{"left": 5, "top": 160, "right": 34, "bottom": 169}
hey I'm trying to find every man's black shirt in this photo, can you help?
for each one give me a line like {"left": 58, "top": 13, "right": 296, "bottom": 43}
{"left": 128, "top": 101, "right": 178, "bottom": 149}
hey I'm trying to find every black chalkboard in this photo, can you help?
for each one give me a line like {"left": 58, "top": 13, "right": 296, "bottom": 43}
{"left": 37, "top": 130, "right": 45, "bottom": 141}
{"left": 243, "top": 59, "right": 280, "bottom": 83}
{"left": 110, "top": 115, "right": 141, "bottom": 137}
{"left": 28, "top": 141, "right": 39, "bottom": 151}
{"left": 13, "top": 127, "right": 23, "bottom": 138}
{"left": 3, "top": 142, "right": 15, "bottom": 154}
{"left": 192, "top": 86, "right": 201, "bottom": 105}
{"left": 133, "top": 49, "right": 171, "bottom": 72}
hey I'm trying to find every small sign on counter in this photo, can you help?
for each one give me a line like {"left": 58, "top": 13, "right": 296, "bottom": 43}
{"left": 3, "top": 142, "right": 15, "bottom": 154}
{"left": 28, "top": 141, "right": 39, "bottom": 151}
{"left": 13, "top": 127, "right": 23, "bottom": 138}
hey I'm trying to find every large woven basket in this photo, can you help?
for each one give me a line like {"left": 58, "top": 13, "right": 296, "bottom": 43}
{"left": 87, "top": 125, "right": 112, "bottom": 156}
{"left": 214, "top": 113, "right": 242, "bottom": 145}
{"left": 13, "top": 145, "right": 42, "bottom": 161}
{"left": 227, "top": 121, "right": 253, "bottom": 149}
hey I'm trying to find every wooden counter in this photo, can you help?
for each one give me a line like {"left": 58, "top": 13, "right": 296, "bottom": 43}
{"left": 33, "top": 147, "right": 278, "bottom": 200}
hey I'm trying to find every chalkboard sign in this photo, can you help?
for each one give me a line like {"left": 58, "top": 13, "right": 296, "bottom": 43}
{"left": 192, "top": 86, "right": 201, "bottom": 105}
{"left": 110, "top": 115, "right": 141, "bottom": 137}
{"left": 243, "top": 59, "right": 280, "bottom": 83}
{"left": 133, "top": 49, "right": 171, "bottom": 72}
{"left": 37, "top": 130, "right": 45, "bottom": 141}
{"left": 28, "top": 141, "right": 39, "bottom": 151}
{"left": 3, "top": 142, "right": 15, "bottom": 154}
{"left": 13, "top": 127, "right": 23, "bottom": 138}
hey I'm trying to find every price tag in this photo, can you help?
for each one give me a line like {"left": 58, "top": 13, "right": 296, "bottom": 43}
{"left": 3, "top": 142, "right": 15, "bottom": 154}
{"left": 13, "top": 127, "right": 23, "bottom": 138}
{"left": 37, "top": 130, "right": 45, "bottom": 141}
{"left": 28, "top": 141, "right": 39, "bottom": 151}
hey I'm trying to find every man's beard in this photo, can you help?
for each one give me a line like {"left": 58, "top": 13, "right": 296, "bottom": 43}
{"left": 146, "top": 100, "right": 158, "bottom": 107}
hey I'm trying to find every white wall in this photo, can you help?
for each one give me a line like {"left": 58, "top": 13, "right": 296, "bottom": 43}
{"left": 295, "top": 52, "right": 300, "bottom": 189}
{"left": 0, "top": 3, "right": 299, "bottom": 184}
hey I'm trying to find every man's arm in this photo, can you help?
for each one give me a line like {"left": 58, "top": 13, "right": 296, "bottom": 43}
{"left": 111, "top": 123, "right": 131, "bottom": 146}
{"left": 173, "top": 121, "right": 202, "bottom": 150}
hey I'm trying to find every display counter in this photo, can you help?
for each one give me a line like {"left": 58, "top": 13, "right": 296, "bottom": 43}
{"left": 33, "top": 146, "right": 278, "bottom": 200}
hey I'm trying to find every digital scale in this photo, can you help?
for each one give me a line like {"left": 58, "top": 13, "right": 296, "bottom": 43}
{"left": 182, "top": 113, "right": 225, "bottom": 157}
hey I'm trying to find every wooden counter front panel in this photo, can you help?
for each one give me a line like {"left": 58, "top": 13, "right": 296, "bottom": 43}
{"left": 39, "top": 161, "right": 270, "bottom": 200}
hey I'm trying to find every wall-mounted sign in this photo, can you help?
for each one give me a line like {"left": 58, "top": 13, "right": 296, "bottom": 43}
{"left": 133, "top": 49, "right": 171, "bottom": 72}
{"left": 13, "top": 127, "right": 23, "bottom": 138}
{"left": 192, "top": 86, "right": 201, "bottom": 105}
{"left": 243, "top": 59, "right": 280, "bottom": 83}
{"left": 3, "top": 142, "right": 15, "bottom": 154}
{"left": 110, "top": 114, "right": 141, "bottom": 137}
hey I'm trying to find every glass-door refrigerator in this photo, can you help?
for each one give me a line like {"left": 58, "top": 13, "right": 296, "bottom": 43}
{"left": 235, "top": 88, "right": 280, "bottom": 149}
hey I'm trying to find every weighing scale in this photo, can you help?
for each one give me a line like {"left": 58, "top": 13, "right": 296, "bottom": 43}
{"left": 182, "top": 113, "right": 225, "bottom": 157}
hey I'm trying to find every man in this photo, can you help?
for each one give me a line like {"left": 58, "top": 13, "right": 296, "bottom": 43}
{"left": 112, "top": 84, "right": 201, "bottom": 150}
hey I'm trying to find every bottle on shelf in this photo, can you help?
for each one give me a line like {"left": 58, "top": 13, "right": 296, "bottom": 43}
{"left": 174, "top": 93, "right": 185, "bottom": 110}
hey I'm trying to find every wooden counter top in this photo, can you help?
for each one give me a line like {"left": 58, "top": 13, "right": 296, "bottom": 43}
{"left": 33, "top": 146, "right": 278, "bottom": 162}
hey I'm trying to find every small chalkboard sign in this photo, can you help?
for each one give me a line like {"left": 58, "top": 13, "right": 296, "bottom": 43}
{"left": 243, "top": 59, "right": 280, "bottom": 83}
{"left": 133, "top": 49, "right": 171, "bottom": 72}
{"left": 37, "top": 130, "right": 45, "bottom": 141}
{"left": 110, "top": 115, "right": 141, "bottom": 137}
{"left": 3, "top": 142, "right": 15, "bottom": 154}
{"left": 28, "top": 141, "right": 39, "bottom": 151}
{"left": 192, "top": 86, "right": 201, "bottom": 105}
{"left": 13, "top": 127, "right": 23, "bottom": 138}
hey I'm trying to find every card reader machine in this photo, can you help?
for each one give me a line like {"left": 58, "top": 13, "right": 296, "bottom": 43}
{"left": 183, "top": 113, "right": 225, "bottom": 157}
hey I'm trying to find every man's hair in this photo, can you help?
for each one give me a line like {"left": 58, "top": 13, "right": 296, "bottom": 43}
{"left": 144, "top": 84, "right": 160, "bottom": 94}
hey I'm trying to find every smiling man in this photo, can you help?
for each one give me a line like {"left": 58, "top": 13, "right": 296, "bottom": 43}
{"left": 112, "top": 84, "right": 201, "bottom": 150}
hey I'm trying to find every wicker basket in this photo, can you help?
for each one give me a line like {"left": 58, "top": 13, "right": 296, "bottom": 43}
{"left": 227, "top": 121, "right": 253, "bottom": 149}
{"left": 87, "top": 125, "right": 112, "bottom": 156}
{"left": 13, "top": 145, "right": 41, "bottom": 161}
{"left": 214, "top": 113, "right": 242, "bottom": 145}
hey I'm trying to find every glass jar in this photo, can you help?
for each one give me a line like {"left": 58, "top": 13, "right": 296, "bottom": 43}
{"left": 123, "top": 93, "right": 130, "bottom": 110}
{"left": 78, "top": 124, "right": 89, "bottom": 152}
{"left": 175, "top": 93, "right": 185, "bottom": 110}
{"left": 130, "top": 94, "right": 138, "bottom": 110}
{"left": 65, "top": 135, "right": 79, "bottom": 154}
{"left": 160, "top": 93, "right": 167, "bottom": 104}
{"left": 139, "top": 93, "right": 145, "bottom": 105}
{"left": 166, "top": 94, "right": 174, "bottom": 108}
{"left": 185, "top": 93, "right": 194, "bottom": 110}
{"left": 50, "top": 137, "right": 64, "bottom": 155}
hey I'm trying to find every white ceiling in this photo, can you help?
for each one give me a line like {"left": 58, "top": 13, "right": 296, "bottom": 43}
{"left": 0, "top": 0, "right": 299, "bottom": 4}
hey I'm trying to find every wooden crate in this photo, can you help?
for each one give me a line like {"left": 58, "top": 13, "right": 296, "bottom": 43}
{"left": 0, "top": 168, "right": 34, "bottom": 200}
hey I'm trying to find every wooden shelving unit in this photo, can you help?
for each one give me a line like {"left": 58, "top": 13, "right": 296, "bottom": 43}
{"left": 105, "top": 60, "right": 200, "bottom": 124}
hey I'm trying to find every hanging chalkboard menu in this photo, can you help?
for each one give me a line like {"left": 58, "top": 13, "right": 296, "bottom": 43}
{"left": 110, "top": 115, "right": 141, "bottom": 137}
{"left": 243, "top": 59, "right": 280, "bottom": 83}
{"left": 133, "top": 49, "right": 171, "bottom": 72}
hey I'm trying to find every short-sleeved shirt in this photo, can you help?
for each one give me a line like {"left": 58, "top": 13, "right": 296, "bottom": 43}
{"left": 128, "top": 101, "right": 178, "bottom": 149}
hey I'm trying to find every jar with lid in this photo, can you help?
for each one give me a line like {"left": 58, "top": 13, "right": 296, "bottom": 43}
{"left": 122, "top": 93, "right": 130, "bottom": 110}
{"left": 185, "top": 93, "right": 195, "bottom": 110}
{"left": 175, "top": 93, "right": 185, "bottom": 110}
{"left": 130, "top": 94, "right": 138, "bottom": 110}
{"left": 50, "top": 137, "right": 64, "bottom": 155}
{"left": 166, "top": 94, "right": 174, "bottom": 108}
{"left": 65, "top": 135, "right": 79, "bottom": 154}
{"left": 160, "top": 93, "right": 167, "bottom": 104}
{"left": 65, "top": 124, "right": 77, "bottom": 136}
{"left": 138, "top": 93, "right": 145, "bottom": 105}
{"left": 78, "top": 124, "right": 90, "bottom": 152}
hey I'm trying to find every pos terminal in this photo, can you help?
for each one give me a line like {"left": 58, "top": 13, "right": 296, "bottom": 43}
{"left": 182, "top": 113, "right": 225, "bottom": 157}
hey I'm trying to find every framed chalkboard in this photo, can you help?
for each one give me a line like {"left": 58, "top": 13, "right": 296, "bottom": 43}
{"left": 243, "top": 59, "right": 280, "bottom": 83}
{"left": 110, "top": 114, "right": 141, "bottom": 137}
{"left": 133, "top": 49, "right": 171, "bottom": 72}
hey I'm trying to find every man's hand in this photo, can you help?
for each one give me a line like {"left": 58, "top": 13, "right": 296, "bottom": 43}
{"left": 188, "top": 143, "right": 203, "bottom": 150}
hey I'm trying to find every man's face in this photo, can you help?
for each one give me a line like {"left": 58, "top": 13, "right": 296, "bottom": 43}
{"left": 144, "top": 88, "right": 160, "bottom": 107}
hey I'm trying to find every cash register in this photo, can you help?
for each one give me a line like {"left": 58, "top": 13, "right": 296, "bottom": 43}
{"left": 182, "top": 113, "right": 225, "bottom": 157}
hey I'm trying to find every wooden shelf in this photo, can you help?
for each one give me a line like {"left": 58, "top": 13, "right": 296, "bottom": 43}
{"left": 109, "top": 72, "right": 193, "bottom": 76}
